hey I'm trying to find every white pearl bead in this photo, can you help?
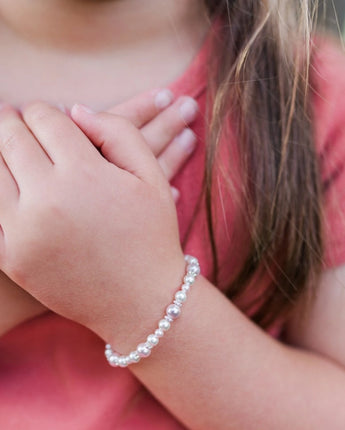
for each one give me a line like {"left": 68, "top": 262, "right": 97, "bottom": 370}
{"left": 129, "top": 351, "right": 141, "bottom": 363}
{"left": 118, "top": 356, "right": 129, "bottom": 367}
{"left": 105, "top": 349, "right": 113, "bottom": 359}
{"left": 188, "top": 264, "right": 200, "bottom": 276}
{"left": 166, "top": 304, "right": 181, "bottom": 320}
{"left": 175, "top": 290, "right": 187, "bottom": 303}
{"left": 159, "top": 319, "right": 171, "bottom": 331}
{"left": 185, "top": 255, "right": 198, "bottom": 265}
{"left": 137, "top": 343, "right": 151, "bottom": 357}
{"left": 155, "top": 328, "right": 164, "bottom": 338}
{"left": 108, "top": 355, "right": 120, "bottom": 367}
{"left": 147, "top": 334, "right": 159, "bottom": 346}
{"left": 184, "top": 274, "right": 195, "bottom": 285}
{"left": 104, "top": 255, "right": 199, "bottom": 368}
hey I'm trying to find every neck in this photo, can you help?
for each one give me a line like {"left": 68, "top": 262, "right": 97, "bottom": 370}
{"left": 0, "top": 0, "right": 208, "bottom": 52}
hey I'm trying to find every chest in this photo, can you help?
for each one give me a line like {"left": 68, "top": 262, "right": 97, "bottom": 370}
{"left": 0, "top": 38, "right": 198, "bottom": 110}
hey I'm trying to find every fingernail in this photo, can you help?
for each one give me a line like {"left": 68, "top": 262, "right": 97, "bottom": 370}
{"left": 71, "top": 103, "right": 96, "bottom": 116}
{"left": 175, "top": 128, "right": 197, "bottom": 154}
{"left": 171, "top": 186, "right": 180, "bottom": 202}
{"left": 179, "top": 98, "right": 198, "bottom": 123}
{"left": 155, "top": 89, "right": 174, "bottom": 110}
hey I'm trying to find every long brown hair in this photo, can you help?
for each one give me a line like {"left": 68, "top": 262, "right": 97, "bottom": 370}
{"left": 202, "top": 0, "right": 323, "bottom": 329}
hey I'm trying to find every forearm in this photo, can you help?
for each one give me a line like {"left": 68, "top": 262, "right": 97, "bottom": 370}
{"left": 109, "top": 275, "right": 345, "bottom": 430}
{"left": 0, "top": 271, "right": 46, "bottom": 336}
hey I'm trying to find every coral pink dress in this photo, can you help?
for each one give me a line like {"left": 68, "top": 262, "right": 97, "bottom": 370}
{"left": 0, "top": 31, "right": 345, "bottom": 429}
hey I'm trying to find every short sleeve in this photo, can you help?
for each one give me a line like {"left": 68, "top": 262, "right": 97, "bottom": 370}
{"left": 313, "top": 40, "right": 345, "bottom": 269}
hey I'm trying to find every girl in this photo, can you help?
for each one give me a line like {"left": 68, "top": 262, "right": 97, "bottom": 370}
{"left": 1, "top": 0, "right": 345, "bottom": 429}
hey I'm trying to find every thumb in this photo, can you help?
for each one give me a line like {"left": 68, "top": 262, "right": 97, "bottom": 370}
{"left": 71, "top": 103, "right": 162, "bottom": 183}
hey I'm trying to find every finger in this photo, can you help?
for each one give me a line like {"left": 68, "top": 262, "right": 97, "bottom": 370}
{"left": 107, "top": 88, "right": 174, "bottom": 128}
{"left": 0, "top": 104, "right": 52, "bottom": 187}
{"left": 141, "top": 96, "right": 199, "bottom": 156}
{"left": 170, "top": 186, "right": 180, "bottom": 203}
{"left": 22, "top": 102, "right": 99, "bottom": 164}
{"left": 71, "top": 105, "right": 163, "bottom": 183}
{"left": 0, "top": 154, "right": 19, "bottom": 212}
{"left": 0, "top": 155, "right": 17, "bottom": 255}
{"left": 158, "top": 128, "right": 197, "bottom": 181}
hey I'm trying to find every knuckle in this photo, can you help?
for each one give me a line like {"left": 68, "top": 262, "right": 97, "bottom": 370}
{"left": 112, "top": 115, "right": 133, "bottom": 130}
{"left": 1, "top": 130, "right": 18, "bottom": 152}
{"left": 0, "top": 126, "right": 26, "bottom": 152}
{"left": 107, "top": 115, "right": 137, "bottom": 141}
{"left": 131, "top": 105, "right": 146, "bottom": 123}
{"left": 23, "top": 101, "right": 52, "bottom": 123}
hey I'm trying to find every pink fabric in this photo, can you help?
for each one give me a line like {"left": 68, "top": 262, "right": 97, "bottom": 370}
{"left": 312, "top": 40, "right": 345, "bottom": 269}
{"left": 1, "top": 31, "right": 345, "bottom": 429}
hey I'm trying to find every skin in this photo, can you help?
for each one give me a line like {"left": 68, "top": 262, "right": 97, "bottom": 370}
{"left": 1, "top": 1, "right": 345, "bottom": 429}
{"left": 0, "top": 0, "right": 205, "bottom": 335}
{"left": 0, "top": 89, "right": 200, "bottom": 336}
{"left": 0, "top": 0, "right": 209, "bottom": 108}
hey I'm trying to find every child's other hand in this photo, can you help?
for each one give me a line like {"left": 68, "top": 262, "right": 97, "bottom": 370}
{"left": 0, "top": 270, "right": 46, "bottom": 336}
{"left": 106, "top": 89, "right": 198, "bottom": 201}
{"left": 0, "top": 102, "right": 186, "bottom": 347}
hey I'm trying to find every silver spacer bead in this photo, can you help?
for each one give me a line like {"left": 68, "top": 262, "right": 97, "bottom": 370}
{"left": 145, "top": 341, "right": 154, "bottom": 350}
{"left": 173, "top": 300, "right": 183, "bottom": 307}
{"left": 164, "top": 315, "right": 174, "bottom": 322}
{"left": 155, "top": 328, "right": 165, "bottom": 338}
{"left": 182, "top": 283, "right": 190, "bottom": 292}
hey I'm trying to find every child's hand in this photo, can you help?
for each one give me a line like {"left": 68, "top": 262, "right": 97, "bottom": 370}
{"left": 0, "top": 90, "right": 197, "bottom": 337}
{"left": 0, "top": 270, "right": 46, "bottom": 336}
{"left": 106, "top": 89, "right": 198, "bottom": 196}
{"left": 0, "top": 102, "right": 186, "bottom": 347}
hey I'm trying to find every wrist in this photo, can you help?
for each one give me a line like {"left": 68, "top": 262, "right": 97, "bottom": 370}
{"left": 103, "top": 254, "right": 200, "bottom": 367}
{"left": 96, "top": 252, "right": 188, "bottom": 353}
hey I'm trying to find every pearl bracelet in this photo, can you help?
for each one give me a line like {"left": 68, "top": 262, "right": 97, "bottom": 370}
{"left": 104, "top": 255, "right": 200, "bottom": 367}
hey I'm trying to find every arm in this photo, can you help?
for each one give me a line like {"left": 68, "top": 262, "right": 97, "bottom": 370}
{"left": 81, "top": 100, "right": 345, "bottom": 429}
{"left": 283, "top": 264, "right": 345, "bottom": 366}
{"left": 0, "top": 103, "right": 342, "bottom": 430}
{"left": 120, "top": 273, "right": 345, "bottom": 430}
{"left": 67, "top": 105, "right": 345, "bottom": 429}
